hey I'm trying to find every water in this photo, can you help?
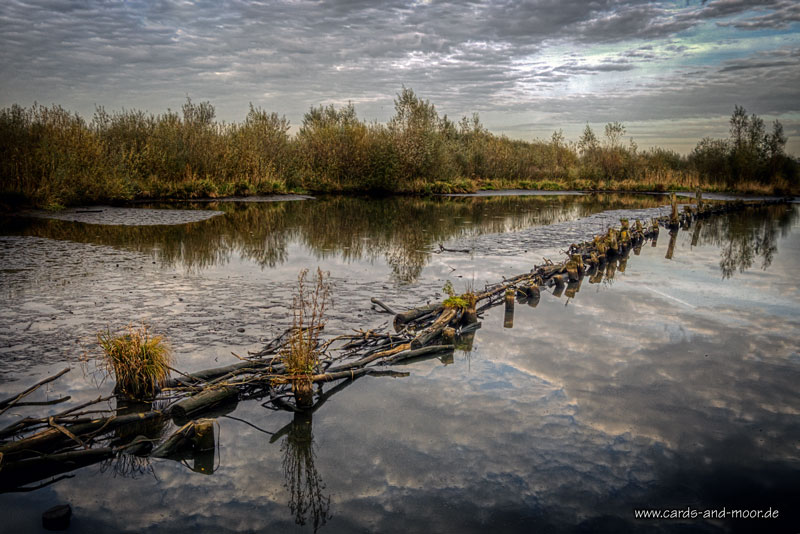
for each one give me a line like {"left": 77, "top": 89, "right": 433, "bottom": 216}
{"left": 1, "top": 194, "right": 798, "bottom": 533}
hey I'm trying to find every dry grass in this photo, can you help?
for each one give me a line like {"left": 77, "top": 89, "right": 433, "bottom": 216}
{"left": 282, "top": 268, "right": 332, "bottom": 378}
{"left": 98, "top": 324, "right": 171, "bottom": 399}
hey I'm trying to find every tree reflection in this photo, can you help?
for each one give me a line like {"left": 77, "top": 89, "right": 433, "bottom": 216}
{"left": 281, "top": 411, "right": 331, "bottom": 532}
{"left": 9, "top": 193, "right": 675, "bottom": 284}
{"left": 696, "top": 205, "right": 797, "bottom": 279}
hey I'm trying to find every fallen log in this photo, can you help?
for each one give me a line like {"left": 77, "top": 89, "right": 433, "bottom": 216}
{"left": 370, "top": 297, "right": 397, "bottom": 315}
{"left": 168, "top": 386, "right": 239, "bottom": 421}
{"left": 394, "top": 303, "right": 443, "bottom": 331}
{"left": 0, "top": 411, "right": 164, "bottom": 458}
{"left": 382, "top": 345, "right": 455, "bottom": 365}
{"left": 410, "top": 308, "right": 457, "bottom": 349}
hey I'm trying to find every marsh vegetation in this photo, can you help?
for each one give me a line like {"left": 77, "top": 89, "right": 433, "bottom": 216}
{"left": 1, "top": 90, "right": 796, "bottom": 208}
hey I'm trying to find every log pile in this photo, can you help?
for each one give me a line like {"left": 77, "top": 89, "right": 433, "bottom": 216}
{"left": 0, "top": 196, "right": 789, "bottom": 492}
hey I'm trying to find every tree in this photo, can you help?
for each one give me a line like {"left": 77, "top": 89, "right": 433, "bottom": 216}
{"left": 604, "top": 121, "right": 625, "bottom": 149}
{"left": 578, "top": 124, "right": 599, "bottom": 157}
{"left": 729, "top": 105, "right": 748, "bottom": 150}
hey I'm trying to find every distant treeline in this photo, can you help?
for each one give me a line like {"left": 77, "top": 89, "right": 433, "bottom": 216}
{"left": 0, "top": 88, "right": 796, "bottom": 207}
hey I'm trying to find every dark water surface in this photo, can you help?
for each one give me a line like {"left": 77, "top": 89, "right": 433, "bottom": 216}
{"left": 1, "top": 194, "right": 799, "bottom": 533}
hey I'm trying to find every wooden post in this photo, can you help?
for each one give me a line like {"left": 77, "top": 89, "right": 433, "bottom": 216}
{"left": 666, "top": 229, "right": 678, "bottom": 260}
{"left": 604, "top": 259, "right": 617, "bottom": 281}
{"left": 442, "top": 327, "right": 455, "bottom": 344}
{"left": 293, "top": 379, "right": 314, "bottom": 409}
{"left": 670, "top": 192, "right": 679, "bottom": 227}
{"left": 691, "top": 220, "right": 702, "bottom": 247}
{"left": 454, "top": 331, "right": 476, "bottom": 352}
{"left": 565, "top": 279, "right": 582, "bottom": 299}
{"left": 192, "top": 419, "right": 215, "bottom": 475}
{"left": 619, "top": 218, "right": 631, "bottom": 245}
{"left": 463, "top": 305, "right": 478, "bottom": 325}
{"left": 695, "top": 188, "right": 703, "bottom": 211}
{"left": 504, "top": 288, "right": 515, "bottom": 328}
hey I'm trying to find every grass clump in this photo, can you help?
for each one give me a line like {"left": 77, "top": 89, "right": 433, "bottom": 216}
{"left": 441, "top": 280, "right": 477, "bottom": 310}
{"left": 98, "top": 325, "right": 172, "bottom": 399}
{"left": 281, "top": 269, "right": 332, "bottom": 405}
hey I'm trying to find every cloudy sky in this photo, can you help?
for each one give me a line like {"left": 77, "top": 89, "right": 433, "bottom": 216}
{"left": 1, "top": 0, "right": 799, "bottom": 154}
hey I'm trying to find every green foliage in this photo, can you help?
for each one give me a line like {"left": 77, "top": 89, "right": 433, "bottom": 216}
{"left": 690, "top": 106, "right": 797, "bottom": 187}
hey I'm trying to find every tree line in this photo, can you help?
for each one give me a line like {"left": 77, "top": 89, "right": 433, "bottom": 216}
{"left": 0, "top": 88, "right": 796, "bottom": 208}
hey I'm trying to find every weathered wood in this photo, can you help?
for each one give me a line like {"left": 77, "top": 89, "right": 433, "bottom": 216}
{"left": 383, "top": 345, "right": 455, "bottom": 365}
{"left": 0, "top": 411, "right": 164, "bottom": 458}
{"left": 370, "top": 297, "right": 397, "bottom": 315}
{"left": 504, "top": 289, "right": 515, "bottom": 329}
{"left": 393, "top": 303, "right": 443, "bottom": 331}
{"left": 410, "top": 308, "right": 457, "bottom": 349}
{"left": 327, "top": 342, "right": 411, "bottom": 372}
{"left": 168, "top": 387, "right": 239, "bottom": 421}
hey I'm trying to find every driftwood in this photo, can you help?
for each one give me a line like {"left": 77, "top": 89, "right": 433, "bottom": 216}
{"left": 393, "top": 303, "right": 442, "bottom": 331}
{"left": 169, "top": 387, "right": 239, "bottom": 421}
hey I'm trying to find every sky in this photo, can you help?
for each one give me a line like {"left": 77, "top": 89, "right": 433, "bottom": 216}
{"left": 1, "top": 0, "right": 799, "bottom": 154}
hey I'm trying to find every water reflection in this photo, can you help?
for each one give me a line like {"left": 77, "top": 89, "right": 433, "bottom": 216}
{"left": 4, "top": 194, "right": 678, "bottom": 283}
{"left": 694, "top": 205, "right": 798, "bottom": 279}
{"left": 281, "top": 412, "right": 330, "bottom": 533}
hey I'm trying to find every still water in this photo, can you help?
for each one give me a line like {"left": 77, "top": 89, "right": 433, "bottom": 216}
{"left": 1, "top": 193, "right": 799, "bottom": 533}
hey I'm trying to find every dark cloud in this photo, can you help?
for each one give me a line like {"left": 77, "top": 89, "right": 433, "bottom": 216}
{"left": 0, "top": 0, "right": 797, "bottom": 153}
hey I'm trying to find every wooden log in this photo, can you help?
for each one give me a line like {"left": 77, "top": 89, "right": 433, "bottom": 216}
{"left": 327, "top": 342, "right": 411, "bottom": 372}
{"left": 384, "top": 345, "right": 455, "bottom": 365}
{"left": 151, "top": 422, "right": 195, "bottom": 458}
{"left": 410, "top": 308, "right": 457, "bottom": 349}
{"left": 370, "top": 297, "right": 396, "bottom": 315}
{"left": 0, "top": 411, "right": 164, "bottom": 458}
{"left": 393, "top": 303, "right": 443, "bottom": 331}
{"left": 168, "top": 386, "right": 239, "bottom": 421}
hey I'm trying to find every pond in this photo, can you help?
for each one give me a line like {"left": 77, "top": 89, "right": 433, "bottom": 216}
{"left": 1, "top": 193, "right": 799, "bottom": 533}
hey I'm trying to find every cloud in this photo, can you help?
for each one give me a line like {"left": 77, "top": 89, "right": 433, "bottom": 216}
{"left": 0, "top": 0, "right": 798, "bottom": 153}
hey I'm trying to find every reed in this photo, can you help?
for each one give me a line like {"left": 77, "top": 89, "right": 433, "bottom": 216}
{"left": 281, "top": 269, "right": 332, "bottom": 406}
{"left": 97, "top": 325, "right": 172, "bottom": 399}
